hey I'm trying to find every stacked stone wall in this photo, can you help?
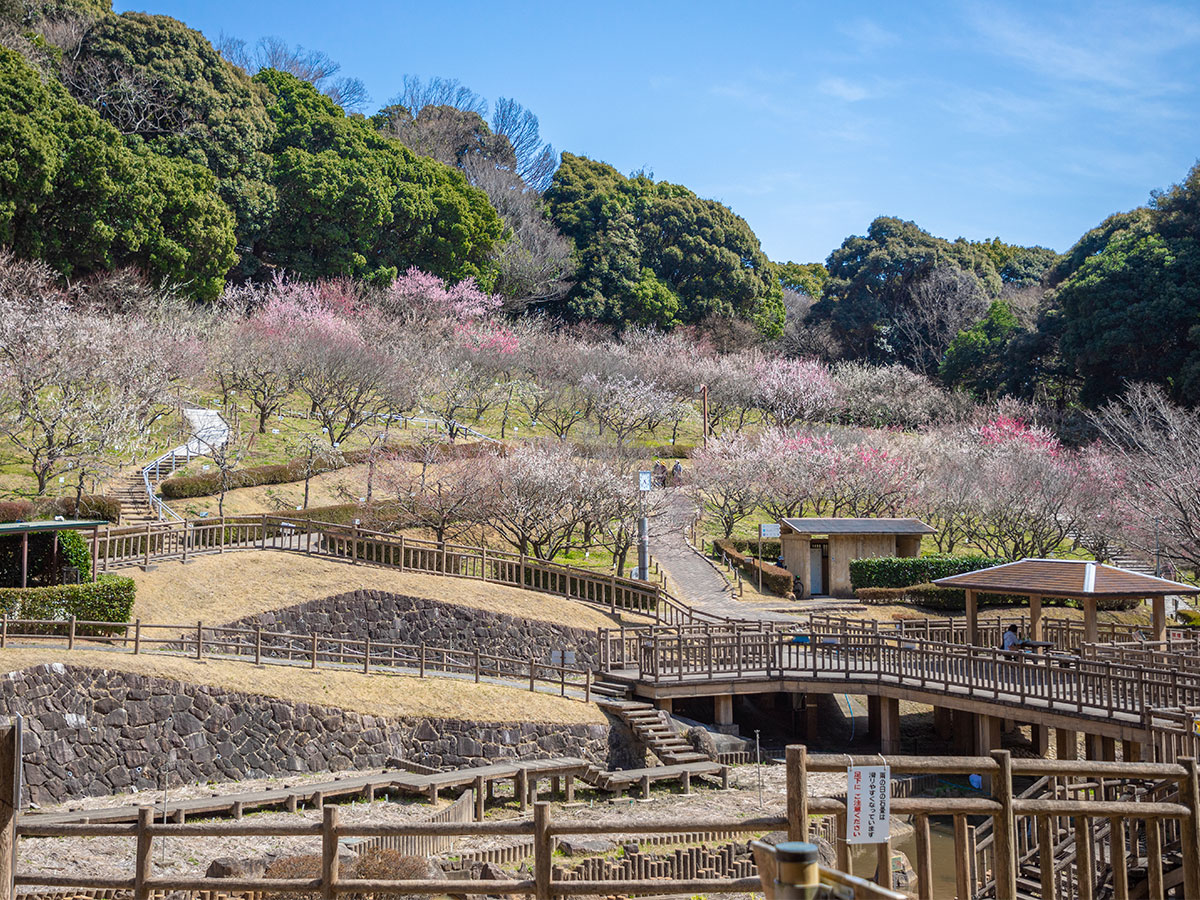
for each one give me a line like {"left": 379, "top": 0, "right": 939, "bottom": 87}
{"left": 3, "top": 664, "right": 634, "bottom": 805}
{"left": 220, "top": 591, "right": 599, "bottom": 668}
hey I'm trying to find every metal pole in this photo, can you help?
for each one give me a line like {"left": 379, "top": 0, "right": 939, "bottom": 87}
{"left": 755, "top": 729, "right": 762, "bottom": 808}
{"left": 638, "top": 516, "right": 649, "bottom": 583}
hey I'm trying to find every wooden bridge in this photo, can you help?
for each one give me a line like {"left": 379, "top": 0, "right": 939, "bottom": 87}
{"left": 599, "top": 623, "right": 1200, "bottom": 763}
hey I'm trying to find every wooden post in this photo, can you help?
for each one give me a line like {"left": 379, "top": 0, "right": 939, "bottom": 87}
{"left": 914, "top": 814, "right": 933, "bottom": 900}
{"left": 1084, "top": 597, "right": 1099, "bottom": 645}
{"left": 1110, "top": 816, "right": 1129, "bottom": 900}
{"left": 965, "top": 589, "right": 978, "bottom": 646}
{"left": 990, "top": 749, "right": 1017, "bottom": 900}
{"left": 474, "top": 774, "right": 485, "bottom": 821}
{"left": 143, "top": 522, "right": 151, "bottom": 569}
{"left": 1075, "top": 816, "right": 1094, "bottom": 900}
{"left": 311, "top": 632, "right": 318, "bottom": 669}
{"left": 134, "top": 806, "right": 152, "bottom": 900}
{"left": 517, "top": 768, "right": 528, "bottom": 812}
{"left": 195, "top": 620, "right": 203, "bottom": 660}
{"left": 0, "top": 720, "right": 20, "bottom": 900}
{"left": 534, "top": 801, "right": 552, "bottom": 900}
{"left": 103, "top": 524, "right": 111, "bottom": 572}
{"left": 90, "top": 525, "right": 99, "bottom": 581}
{"left": 19, "top": 532, "right": 26, "bottom": 589}
{"left": 953, "top": 814, "right": 970, "bottom": 900}
{"left": 1037, "top": 814, "right": 1055, "bottom": 900}
{"left": 255, "top": 626, "right": 262, "bottom": 666}
{"left": 363, "top": 636, "right": 371, "bottom": 675}
{"left": 67, "top": 616, "right": 75, "bottom": 651}
{"left": 321, "top": 806, "right": 339, "bottom": 900}
{"left": 260, "top": 513, "right": 267, "bottom": 550}
{"left": 1179, "top": 757, "right": 1200, "bottom": 900}
{"left": 786, "top": 744, "right": 807, "bottom": 842}
{"left": 584, "top": 670, "right": 591, "bottom": 704}
{"left": 1152, "top": 595, "right": 1167, "bottom": 643}
{"left": 529, "top": 657, "right": 536, "bottom": 692}
{"left": 1029, "top": 593, "right": 1043, "bottom": 642}
{"left": 133, "top": 619, "right": 141, "bottom": 655}
{"left": 1147, "top": 818, "right": 1164, "bottom": 899}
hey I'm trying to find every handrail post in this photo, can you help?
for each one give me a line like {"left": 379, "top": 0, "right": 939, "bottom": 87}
{"left": 143, "top": 522, "right": 151, "bottom": 568}
{"left": 133, "top": 805, "right": 152, "bottom": 900}
{"left": 254, "top": 625, "right": 262, "bottom": 665}
{"left": 133, "top": 619, "right": 141, "bottom": 655}
{"left": 195, "top": 620, "right": 203, "bottom": 660}
{"left": 363, "top": 635, "right": 371, "bottom": 675}
{"left": 311, "top": 632, "right": 318, "bottom": 669}
{"left": 534, "top": 801, "right": 552, "bottom": 900}
{"left": 321, "top": 806, "right": 339, "bottom": 900}
{"left": 786, "top": 744, "right": 808, "bottom": 841}
{"left": 991, "top": 749, "right": 1017, "bottom": 900}
{"left": 67, "top": 615, "right": 76, "bottom": 651}
{"left": 1180, "top": 757, "right": 1200, "bottom": 899}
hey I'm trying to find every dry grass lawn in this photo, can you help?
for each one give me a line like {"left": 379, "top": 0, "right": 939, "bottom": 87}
{"left": 0, "top": 649, "right": 606, "bottom": 724}
{"left": 127, "top": 550, "right": 650, "bottom": 630}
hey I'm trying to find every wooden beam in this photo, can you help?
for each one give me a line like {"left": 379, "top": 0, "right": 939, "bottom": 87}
{"left": 1152, "top": 596, "right": 1166, "bottom": 643}
{"left": 1029, "top": 594, "right": 1043, "bottom": 642}
{"left": 1083, "top": 598, "right": 1099, "bottom": 645}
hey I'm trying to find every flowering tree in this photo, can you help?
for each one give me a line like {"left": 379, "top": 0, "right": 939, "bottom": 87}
{"left": 687, "top": 433, "right": 767, "bottom": 537}
{"left": 582, "top": 373, "right": 673, "bottom": 444}
{"left": 382, "top": 453, "right": 489, "bottom": 548}
{"left": 380, "top": 267, "right": 503, "bottom": 323}
{"left": 755, "top": 428, "right": 839, "bottom": 522}
{"left": 753, "top": 356, "right": 838, "bottom": 427}
{"left": 824, "top": 442, "right": 918, "bottom": 518}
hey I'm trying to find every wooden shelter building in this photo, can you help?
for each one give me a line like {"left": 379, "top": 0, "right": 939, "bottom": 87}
{"left": 934, "top": 559, "right": 1199, "bottom": 646}
{"left": 779, "top": 517, "right": 935, "bottom": 599}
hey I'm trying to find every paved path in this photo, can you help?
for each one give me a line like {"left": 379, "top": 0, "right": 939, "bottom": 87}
{"left": 648, "top": 492, "right": 795, "bottom": 623}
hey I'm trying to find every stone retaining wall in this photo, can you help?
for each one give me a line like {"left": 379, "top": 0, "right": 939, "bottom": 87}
{"left": 3, "top": 664, "right": 635, "bottom": 805}
{"left": 219, "top": 591, "right": 600, "bottom": 668}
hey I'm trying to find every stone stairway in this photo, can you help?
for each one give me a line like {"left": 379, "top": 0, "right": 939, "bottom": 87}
{"left": 109, "top": 469, "right": 157, "bottom": 526}
{"left": 597, "top": 698, "right": 710, "bottom": 766}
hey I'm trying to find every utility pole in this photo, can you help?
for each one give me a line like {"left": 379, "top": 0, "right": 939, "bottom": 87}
{"left": 637, "top": 470, "right": 651, "bottom": 581}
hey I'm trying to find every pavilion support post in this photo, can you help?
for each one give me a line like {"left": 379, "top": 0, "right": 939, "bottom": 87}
{"left": 1102, "top": 736, "right": 1117, "bottom": 762}
{"left": 1152, "top": 595, "right": 1166, "bottom": 643}
{"left": 933, "top": 706, "right": 953, "bottom": 741}
{"left": 1085, "top": 734, "right": 1104, "bottom": 761}
{"left": 976, "top": 714, "right": 1002, "bottom": 757}
{"left": 866, "top": 695, "right": 881, "bottom": 744}
{"left": 714, "top": 694, "right": 734, "bottom": 729}
{"left": 1083, "top": 598, "right": 1099, "bottom": 645}
{"left": 952, "top": 711, "right": 976, "bottom": 756}
{"left": 804, "top": 695, "right": 819, "bottom": 740}
{"left": 877, "top": 697, "right": 900, "bottom": 755}
{"left": 1057, "top": 728, "right": 1079, "bottom": 761}
{"left": 654, "top": 698, "right": 673, "bottom": 714}
{"left": 1122, "top": 740, "right": 1143, "bottom": 763}
{"left": 1030, "top": 723, "right": 1050, "bottom": 757}
{"left": 1029, "top": 594, "right": 1043, "bottom": 642}
{"left": 19, "top": 532, "right": 27, "bottom": 589}
{"left": 965, "top": 589, "right": 979, "bottom": 646}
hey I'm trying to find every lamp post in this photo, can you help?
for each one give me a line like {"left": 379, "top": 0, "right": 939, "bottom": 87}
{"left": 694, "top": 383, "right": 709, "bottom": 448}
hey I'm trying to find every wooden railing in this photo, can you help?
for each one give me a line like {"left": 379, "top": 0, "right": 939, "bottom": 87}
{"left": 12, "top": 740, "right": 1200, "bottom": 900}
{"left": 602, "top": 626, "right": 1200, "bottom": 728}
{"left": 0, "top": 617, "right": 594, "bottom": 703}
{"left": 805, "top": 612, "right": 1164, "bottom": 654}
{"left": 91, "top": 515, "right": 726, "bottom": 626}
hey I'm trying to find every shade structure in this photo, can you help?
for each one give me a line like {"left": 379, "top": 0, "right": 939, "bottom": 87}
{"left": 0, "top": 519, "right": 109, "bottom": 588}
{"left": 933, "top": 559, "right": 1200, "bottom": 645}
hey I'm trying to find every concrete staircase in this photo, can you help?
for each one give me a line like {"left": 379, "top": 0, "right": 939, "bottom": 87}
{"left": 597, "top": 698, "right": 710, "bottom": 766}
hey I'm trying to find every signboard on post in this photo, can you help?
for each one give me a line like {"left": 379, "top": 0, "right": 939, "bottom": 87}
{"left": 846, "top": 765, "right": 890, "bottom": 844}
{"left": 757, "top": 523, "right": 782, "bottom": 591}
{"left": 639, "top": 471, "right": 652, "bottom": 492}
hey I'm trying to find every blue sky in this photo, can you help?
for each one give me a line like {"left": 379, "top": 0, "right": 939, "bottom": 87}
{"left": 116, "top": 0, "right": 1200, "bottom": 264}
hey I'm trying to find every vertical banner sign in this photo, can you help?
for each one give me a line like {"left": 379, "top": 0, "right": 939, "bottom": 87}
{"left": 639, "top": 471, "right": 652, "bottom": 492}
{"left": 846, "top": 765, "right": 891, "bottom": 844}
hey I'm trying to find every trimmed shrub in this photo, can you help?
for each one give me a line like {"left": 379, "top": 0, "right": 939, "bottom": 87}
{"left": 0, "top": 495, "right": 119, "bottom": 523}
{"left": 719, "top": 537, "right": 782, "bottom": 561}
{"left": 0, "top": 574, "right": 135, "bottom": 634}
{"left": 55, "top": 530, "right": 93, "bottom": 582}
{"left": 714, "top": 538, "right": 794, "bottom": 596}
{"left": 849, "top": 555, "right": 1008, "bottom": 591}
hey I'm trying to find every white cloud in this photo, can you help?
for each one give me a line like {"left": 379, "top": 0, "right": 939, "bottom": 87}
{"left": 818, "top": 76, "right": 871, "bottom": 102}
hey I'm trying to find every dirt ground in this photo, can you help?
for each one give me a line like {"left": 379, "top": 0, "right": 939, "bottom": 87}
{"left": 127, "top": 551, "right": 651, "bottom": 630}
{"left": 16, "top": 764, "right": 843, "bottom": 881}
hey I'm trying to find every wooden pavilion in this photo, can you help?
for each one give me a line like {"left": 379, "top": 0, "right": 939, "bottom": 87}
{"left": 0, "top": 519, "right": 108, "bottom": 588}
{"left": 933, "top": 558, "right": 1199, "bottom": 646}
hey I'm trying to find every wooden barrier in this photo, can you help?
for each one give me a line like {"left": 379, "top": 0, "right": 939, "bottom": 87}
{"left": 93, "top": 516, "right": 726, "bottom": 627}
{"left": 13, "top": 745, "right": 1200, "bottom": 900}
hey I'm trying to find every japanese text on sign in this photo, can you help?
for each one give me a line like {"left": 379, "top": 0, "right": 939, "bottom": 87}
{"left": 846, "top": 765, "right": 890, "bottom": 844}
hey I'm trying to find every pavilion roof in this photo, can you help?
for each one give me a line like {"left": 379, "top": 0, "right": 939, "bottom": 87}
{"left": 0, "top": 519, "right": 108, "bottom": 536}
{"left": 780, "top": 517, "right": 936, "bottom": 536}
{"left": 933, "top": 559, "right": 1199, "bottom": 598}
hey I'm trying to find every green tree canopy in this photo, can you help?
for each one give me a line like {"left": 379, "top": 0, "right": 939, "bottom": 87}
{"left": 776, "top": 260, "right": 828, "bottom": 298}
{"left": 973, "top": 237, "right": 1060, "bottom": 287}
{"left": 939, "top": 300, "right": 1023, "bottom": 396}
{"left": 254, "top": 69, "right": 503, "bottom": 286}
{"left": 62, "top": 12, "right": 275, "bottom": 277}
{"left": 811, "top": 216, "right": 1001, "bottom": 362}
{"left": 0, "top": 46, "right": 236, "bottom": 298}
{"left": 1050, "top": 163, "right": 1200, "bottom": 405}
{"left": 545, "top": 153, "right": 782, "bottom": 335}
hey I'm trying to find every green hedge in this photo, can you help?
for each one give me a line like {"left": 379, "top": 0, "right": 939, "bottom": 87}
{"left": 719, "top": 537, "right": 783, "bottom": 560}
{"left": 0, "top": 574, "right": 135, "bottom": 634}
{"left": 849, "top": 555, "right": 1008, "bottom": 590}
{"left": 714, "top": 538, "right": 794, "bottom": 596}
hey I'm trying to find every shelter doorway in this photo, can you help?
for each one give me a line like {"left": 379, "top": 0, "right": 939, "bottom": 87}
{"left": 809, "top": 540, "right": 829, "bottom": 596}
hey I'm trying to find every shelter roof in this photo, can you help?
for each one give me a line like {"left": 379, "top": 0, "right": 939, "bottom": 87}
{"left": 933, "top": 559, "right": 1199, "bottom": 598}
{"left": 780, "top": 517, "right": 936, "bottom": 536}
{"left": 0, "top": 519, "right": 107, "bottom": 536}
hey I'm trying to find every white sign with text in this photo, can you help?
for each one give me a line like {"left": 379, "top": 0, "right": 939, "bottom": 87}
{"left": 846, "top": 765, "right": 890, "bottom": 844}
{"left": 639, "top": 471, "right": 652, "bottom": 492}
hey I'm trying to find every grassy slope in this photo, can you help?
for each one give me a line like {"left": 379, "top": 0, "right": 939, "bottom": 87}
{"left": 0, "top": 650, "right": 605, "bottom": 724}
{"left": 126, "top": 550, "right": 651, "bottom": 629}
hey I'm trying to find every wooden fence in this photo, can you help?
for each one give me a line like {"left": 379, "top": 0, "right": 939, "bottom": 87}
{"left": 91, "top": 515, "right": 725, "bottom": 627}
{"left": 0, "top": 616, "right": 594, "bottom": 703}
{"left": 348, "top": 784, "right": 477, "bottom": 859}
{"left": 11, "top": 736, "right": 1200, "bottom": 900}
